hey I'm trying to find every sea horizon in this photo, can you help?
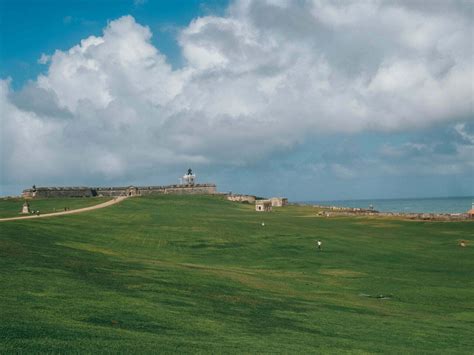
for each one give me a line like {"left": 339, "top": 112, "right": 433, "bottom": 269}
{"left": 301, "top": 195, "right": 474, "bottom": 214}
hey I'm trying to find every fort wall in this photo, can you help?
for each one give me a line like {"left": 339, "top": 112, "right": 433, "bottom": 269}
{"left": 22, "top": 187, "right": 93, "bottom": 198}
{"left": 22, "top": 184, "right": 217, "bottom": 198}
{"left": 164, "top": 184, "right": 216, "bottom": 195}
{"left": 226, "top": 194, "right": 256, "bottom": 204}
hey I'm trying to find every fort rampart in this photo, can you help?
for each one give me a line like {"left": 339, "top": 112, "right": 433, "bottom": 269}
{"left": 22, "top": 184, "right": 217, "bottom": 198}
{"left": 226, "top": 194, "right": 256, "bottom": 204}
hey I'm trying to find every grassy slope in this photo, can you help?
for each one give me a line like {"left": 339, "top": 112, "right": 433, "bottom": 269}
{"left": 0, "top": 197, "right": 112, "bottom": 218}
{"left": 0, "top": 195, "right": 473, "bottom": 353}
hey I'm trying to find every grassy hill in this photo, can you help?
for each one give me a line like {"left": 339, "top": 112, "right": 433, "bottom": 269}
{"left": 0, "top": 195, "right": 473, "bottom": 353}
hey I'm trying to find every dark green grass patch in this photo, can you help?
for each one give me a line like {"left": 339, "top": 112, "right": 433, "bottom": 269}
{"left": 0, "top": 195, "right": 473, "bottom": 353}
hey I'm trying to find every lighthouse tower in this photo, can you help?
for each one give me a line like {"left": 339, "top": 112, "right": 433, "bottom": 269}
{"left": 182, "top": 168, "right": 196, "bottom": 185}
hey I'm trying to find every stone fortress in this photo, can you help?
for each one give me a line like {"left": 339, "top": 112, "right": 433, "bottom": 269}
{"left": 22, "top": 169, "right": 217, "bottom": 199}
{"left": 17, "top": 168, "right": 473, "bottom": 219}
{"left": 20, "top": 168, "right": 290, "bottom": 214}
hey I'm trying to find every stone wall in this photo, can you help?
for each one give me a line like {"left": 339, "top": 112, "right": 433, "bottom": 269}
{"left": 163, "top": 184, "right": 216, "bottom": 195}
{"left": 23, "top": 187, "right": 93, "bottom": 198}
{"left": 134, "top": 186, "right": 166, "bottom": 196}
{"left": 226, "top": 194, "right": 256, "bottom": 203}
{"left": 22, "top": 184, "right": 217, "bottom": 198}
{"left": 317, "top": 210, "right": 471, "bottom": 221}
{"left": 270, "top": 197, "right": 288, "bottom": 207}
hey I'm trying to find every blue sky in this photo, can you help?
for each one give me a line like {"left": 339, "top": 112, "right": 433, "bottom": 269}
{"left": 1, "top": 0, "right": 473, "bottom": 200}
{"left": 1, "top": 0, "right": 228, "bottom": 88}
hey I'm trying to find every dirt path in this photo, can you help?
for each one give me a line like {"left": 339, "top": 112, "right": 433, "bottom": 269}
{"left": 0, "top": 196, "right": 128, "bottom": 222}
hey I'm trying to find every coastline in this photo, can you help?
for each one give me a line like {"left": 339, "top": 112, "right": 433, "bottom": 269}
{"left": 299, "top": 196, "right": 474, "bottom": 215}
{"left": 291, "top": 198, "right": 474, "bottom": 221}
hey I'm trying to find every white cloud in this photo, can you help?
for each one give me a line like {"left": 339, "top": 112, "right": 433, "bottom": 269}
{"left": 1, "top": 1, "right": 473, "bottom": 186}
{"left": 455, "top": 123, "right": 474, "bottom": 144}
{"left": 38, "top": 53, "right": 50, "bottom": 64}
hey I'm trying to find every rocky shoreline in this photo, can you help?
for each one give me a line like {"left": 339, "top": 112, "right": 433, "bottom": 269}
{"left": 292, "top": 203, "right": 472, "bottom": 221}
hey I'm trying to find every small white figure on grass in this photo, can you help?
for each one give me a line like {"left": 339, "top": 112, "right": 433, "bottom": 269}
{"left": 261, "top": 222, "right": 265, "bottom": 227}
{"left": 316, "top": 240, "right": 322, "bottom": 251}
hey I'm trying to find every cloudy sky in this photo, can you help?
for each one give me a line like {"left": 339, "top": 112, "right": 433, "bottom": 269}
{"left": 1, "top": 0, "right": 473, "bottom": 200}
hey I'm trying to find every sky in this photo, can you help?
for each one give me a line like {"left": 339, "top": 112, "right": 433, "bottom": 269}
{"left": 0, "top": 0, "right": 473, "bottom": 201}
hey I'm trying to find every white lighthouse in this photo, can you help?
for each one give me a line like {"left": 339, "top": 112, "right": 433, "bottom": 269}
{"left": 182, "top": 168, "right": 196, "bottom": 185}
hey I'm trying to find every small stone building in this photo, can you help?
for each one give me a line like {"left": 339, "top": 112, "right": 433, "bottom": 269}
{"left": 126, "top": 186, "right": 139, "bottom": 196}
{"left": 255, "top": 200, "right": 272, "bottom": 212}
{"left": 467, "top": 204, "right": 474, "bottom": 218}
{"left": 270, "top": 197, "right": 288, "bottom": 207}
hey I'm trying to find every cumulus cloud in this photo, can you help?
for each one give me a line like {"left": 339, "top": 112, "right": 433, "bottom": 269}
{"left": 1, "top": 0, "right": 473, "bottom": 187}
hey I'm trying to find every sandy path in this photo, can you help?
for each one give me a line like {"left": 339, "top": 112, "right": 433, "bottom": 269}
{"left": 0, "top": 196, "right": 128, "bottom": 222}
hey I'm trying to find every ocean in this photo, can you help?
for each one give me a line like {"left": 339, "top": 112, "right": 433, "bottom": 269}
{"left": 304, "top": 196, "right": 474, "bottom": 214}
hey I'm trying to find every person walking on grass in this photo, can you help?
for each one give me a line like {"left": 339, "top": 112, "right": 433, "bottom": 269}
{"left": 316, "top": 240, "right": 322, "bottom": 251}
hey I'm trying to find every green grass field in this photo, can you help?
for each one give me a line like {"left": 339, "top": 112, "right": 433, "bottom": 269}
{"left": 0, "top": 195, "right": 473, "bottom": 353}
{"left": 0, "top": 197, "right": 112, "bottom": 218}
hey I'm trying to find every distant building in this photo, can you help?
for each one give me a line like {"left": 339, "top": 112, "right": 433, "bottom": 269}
{"left": 270, "top": 197, "right": 288, "bottom": 207}
{"left": 227, "top": 194, "right": 256, "bottom": 204}
{"left": 255, "top": 200, "right": 272, "bottom": 212}
{"left": 126, "top": 186, "right": 139, "bottom": 197}
{"left": 468, "top": 203, "right": 474, "bottom": 218}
